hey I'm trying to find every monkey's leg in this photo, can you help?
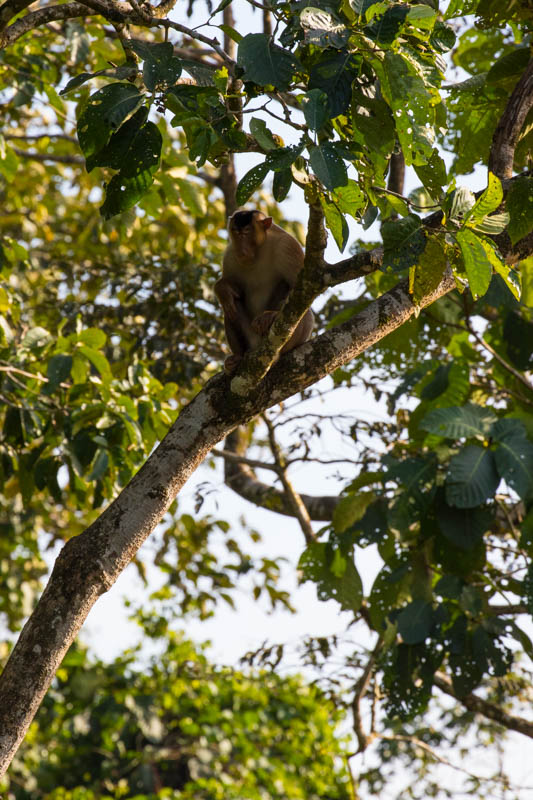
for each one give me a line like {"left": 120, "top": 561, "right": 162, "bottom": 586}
{"left": 280, "top": 309, "right": 314, "bottom": 354}
{"left": 224, "top": 301, "right": 254, "bottom": 374}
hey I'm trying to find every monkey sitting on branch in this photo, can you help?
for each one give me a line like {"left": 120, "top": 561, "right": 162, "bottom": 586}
{"left": 215, "top": 209, "right": 314, "bottom": 375}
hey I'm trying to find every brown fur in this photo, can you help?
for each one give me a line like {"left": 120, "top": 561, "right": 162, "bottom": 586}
{"left": 215, "top": 209, "right": 314, "bottom": 374}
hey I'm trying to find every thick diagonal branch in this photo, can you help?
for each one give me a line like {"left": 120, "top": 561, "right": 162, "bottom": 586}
{"left": 489, "top": 57, "right": 533, "bottom": 179}
{"left": 434, "top": 672, "right": 533, "bottom": 739}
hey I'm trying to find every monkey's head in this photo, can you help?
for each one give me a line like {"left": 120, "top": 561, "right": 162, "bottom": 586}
{"left": 229, "top": 209, "right": 273, "bottom": 251}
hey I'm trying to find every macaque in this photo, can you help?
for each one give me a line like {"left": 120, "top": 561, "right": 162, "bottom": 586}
{"left": 215, "top": 209, "right": 314, "bottom": 375}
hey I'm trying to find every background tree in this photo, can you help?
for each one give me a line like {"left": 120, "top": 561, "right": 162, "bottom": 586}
{"left": 1, "top": 0, "right": 533, "bottom": 796}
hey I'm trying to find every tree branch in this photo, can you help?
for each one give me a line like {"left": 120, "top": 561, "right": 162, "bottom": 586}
{"left": 434, "top": 671, "right": 533, "bottom": 739}
{"left": 489, "top": 57, "right": 533, "bottom": 179}
{"left": 219, "top": 429, "right": 339, "bottom": 521}
{"left": 263, "top": 414, "right": 316, "bottom": 543}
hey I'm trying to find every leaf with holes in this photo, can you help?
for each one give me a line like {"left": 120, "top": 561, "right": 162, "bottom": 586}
{"left": 100, "top": 121, "right": 162, "bottom": 219}
{"left": 491, "top": 419, "right": 533, "bottom": 500}
{"left": 456, "top": 228, "right": 492, "bottom": 299}
{"left": 298, "top": 541, "right": 363, "bottom": 613}
{"left": 77, "top": 83, "right": 144, "bottom": 159}
{"left": 382, "top": 214, "right": 425, "bottom": 272}
{"left": 237, "top": 33, "right": 299, "bottom": 91}
{"left": 421, "top": 405, "right": 497, "bottom": 439}
{"left": 236, "top": 161, "right": 269, "bottom": 206}
{"left": 309, "top": 143, "right": 348, "bottom": 190}
{"left": 446, "top": 446, "right": 500, "bottom": 508}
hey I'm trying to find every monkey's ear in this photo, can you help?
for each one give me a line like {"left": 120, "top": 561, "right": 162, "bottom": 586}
{"left": 262, "top": 217, "right": 273, "bottom": 230}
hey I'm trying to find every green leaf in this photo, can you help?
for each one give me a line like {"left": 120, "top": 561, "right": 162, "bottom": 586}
{"left": 409, "top": 235, "right": 447, "bottom": 306}
{"left": 396, "top": 601, "right": 433, "bottom": 645}
{"left": 382, "top": 214, "right": 425, "bottom": 272}
{"left": 465, "top": 172, "right": 503, "bottom": 225}
{"left": 249, "top": 117, "right": 278, "bottom": 151}
{"left": 446, "top": 446, "right": 500, "bottom": 508}
{"left": 331, "top": 179, "right": 365, "bottom": 218}
{"left": 506, "top": 176, "right": 533, "bottom": 245}
{"left": 380, "top": 51, "right": 435, "bottom": 166}
{"left": 77, "top": 345, "right": 113, "bottom": 382}
{"left": 87, "top": 449, "right": 109, "bottom": 482}
{"left": 77, "top": 83, "right": 144, "bottom": 159}
{"left": 491, "top": 419, "right": 533, "bottom": 500}
{"left": 449, "top": 186, "right": 476, "bottom": 222}
{"left": 46, "top": 354, "right": 73, "bottom": 391}
{"left": 237, "top": 33, "right": 299, "bottom": 91}
{"left": 272, "top": 168, "right": 292, "bottom": 203}
{"left": 77, "top": 328, "right": 107, "bottom": 348}
{"left": 333, "top": 492, "right": 375, "bottom": 533}
{"left": 175, "top": 177, "right": 207, "bottom": 217}
{"left": 300, "top": 7, "right": 349, "bottom": 49}
{"left": 129, "top": 40, "right": 182, "bottom": 92}
{"left": 298, "top": 541, "right": 363, "bottom": 613}
{"left": 309, "top": 143, "right": 348, "bottom": 190}
{"left": 413, "top": 149, "right": 447, "bottom": 198}
{"left": 100, "top": 121, "right": 162, "bottom": 219}
{"left": 236, "top": 161, "right": 269, "bottom": 206}
{"left": 430, "top": 20, "right": 456, "bottom": 52}
{"left": 309, "top": 52, "right": 359, "bottom": 118}
{"left": 407, "top": 4, "right": 437, "bottom": 30}
{"left": 319, "top": 195, "right": 349, "bottom": 251}
{"left": 436, "top": 497, "right": 491, "bottom": 550}
{"left": 486, "top": 47, "right": 530, "bottom": 86}
{"left": 302, "top": 88, "right": 329, "bottom": 132}
{"left": 60, "top": 66, "right": 137, "bottom": 96}
{"left": 456, "top": 228, "right": 492, "bottom": 300}
{"left": 421, "top": 405, "right": 497, "bottom": 439}
{"left": 86, "top": 106, "right": 149, "bottom": 172}
{"left": 470, "top": 213, "right": 509, "bottom": 235}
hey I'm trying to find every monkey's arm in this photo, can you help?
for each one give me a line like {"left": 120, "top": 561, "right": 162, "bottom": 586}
{"left": 215, "top": 277, "right": 241, "bottom": 322}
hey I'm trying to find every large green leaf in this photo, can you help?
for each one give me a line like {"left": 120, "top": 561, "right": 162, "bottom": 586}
{"left": 298, "top": 541, "right": 363, "bottom": 613}
{"left": 237, "top": 33, "right": 299, "bottom": 91}
{"left": 465, "top": 172, "right": 503, "bottom": 225}
{"left": 309, "top": 52, "right": 359, "bottom": 118}
{"left": 446, "top": 446, "right": 500, "bottom": 508}
{"left": 302, "top": 88, "right": 329, "bottom": 132}
{"left": 396, "top": 601, "right": 434, "bottom": 645}
{"left": 413, "top": 148, "right": 447, "bottom": 198}
{"left": 421, "top": 405, "right": 497, "bottom": 439}
{"left": 382, "top": 214, "right": 425, "bottom": 272}
{"left": 99, "top": 121, "right": 162, "bottom": 219}
{"left": 300, "top": 7, "right": 349, "bottom": 48}
{"left": 86, "top": 106, "right": 149, "bottom": 172}
{"left": 320, "top": 195, "right": 349, "bottom": 251}
{"left": 379, "top": 51, "right": 435, "bottom": 166}
{"left": 456, "top": 228, "right": 492, "bottom": 300}
{"left": 436, "top": 495, "right": 491, "bottom": 550}
{"left": 129, "top": 40, "right": 182, "bottom": 91}
{"left": 491, "top": 419, "right": 533, "bottom": 500}
{"left": 77, "top": 83, "right": 144, "bottom": 159}
{"left": 236, "top": 161, "right": 270, "bottom": 206}
{"left": 309, "top": 143, "right": 348, "bottom": 190}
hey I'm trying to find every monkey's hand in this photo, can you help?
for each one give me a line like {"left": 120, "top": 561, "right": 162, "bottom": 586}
{"left": 215, "top": 278, "right": 241, "bottom": 322}
{"left": 224, "top": 354, "right": 242, "bottom": 375}
{"left": 251, "top": 310, "right": 277, "bottom": 336}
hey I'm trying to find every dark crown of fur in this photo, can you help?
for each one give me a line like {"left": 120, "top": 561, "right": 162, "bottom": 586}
{"left": 230, "top": 210, "right": 256, "bottom": 229}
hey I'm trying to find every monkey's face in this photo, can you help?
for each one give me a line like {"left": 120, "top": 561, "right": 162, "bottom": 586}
{"left": 229, "top": 210, "right": 272, "bottom": 256}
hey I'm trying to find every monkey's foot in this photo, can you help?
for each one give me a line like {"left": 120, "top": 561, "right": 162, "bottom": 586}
{"left": 224, "top": 355, "right": 242, "bottom": 375}
{"left": 251, "top": 310, "right": 277, "bottom": 336}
